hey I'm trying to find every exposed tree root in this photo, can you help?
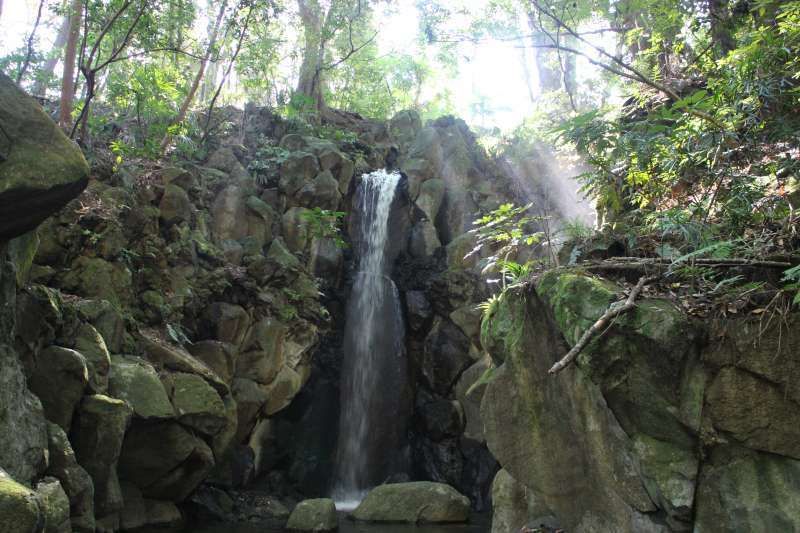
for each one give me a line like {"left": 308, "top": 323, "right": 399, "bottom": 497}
{"left": 548, "top": 275, "right": 658, "bottom": 375}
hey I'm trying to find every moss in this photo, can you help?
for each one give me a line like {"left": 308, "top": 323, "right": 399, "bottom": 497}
{"left": 480, "top": 292, "right": 526, "bottom": 365}
{"left": 0, "top": 476, "right": 40, "bottom": 533}
{"left": 0, "top": 74, "right": 89, "bottom": 194}
{"left": 7, "top": 231, "right": 40, "bottom": 286}
{"left": 537, "top": 270, "right": 618, "bottom": 345}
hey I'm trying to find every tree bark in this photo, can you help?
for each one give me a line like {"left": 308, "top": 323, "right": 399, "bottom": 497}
{"left": 296, "top": 0, "right": 326, "bottom": 112}
{"left": 16, "top": 0, "right": 47, "bottom": 85}
{"left": 33, "top": 10, "right": 71, "bottom": 97}
{"left": 160, "top": 0, "right": 228, "bottom": 153}
{"left": 709, "top": 0, "right": 735, "bottom": 57}
{"left": 58, "top": 0, "right": 82, "bottom": 129}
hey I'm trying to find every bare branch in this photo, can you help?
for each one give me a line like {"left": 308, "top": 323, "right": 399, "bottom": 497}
{"left": 549, "top": 275, "right": 658, "bottom": 375}
{"left": 16, "top": 0, "right": 46, "bottom": 84}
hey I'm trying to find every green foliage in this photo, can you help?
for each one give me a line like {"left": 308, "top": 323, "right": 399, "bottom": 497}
{"left": 300, "top": 207, "right": 348, "bottom": 248}
{"left": 248, "top": 136, "right": 290, "bottom": 186}
{"left": 782, "top": 264, "right": 800, "bottom": 306}
{"left": 166, "top": 322, "right": 192, "bottom": 346}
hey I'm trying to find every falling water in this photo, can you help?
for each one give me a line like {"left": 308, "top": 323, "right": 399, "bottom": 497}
{"left": 334, "top": 169, "right": 408, "bottom": 508}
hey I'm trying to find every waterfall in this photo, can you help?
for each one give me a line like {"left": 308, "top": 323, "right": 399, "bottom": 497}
{"left": 334, "top": 169, "right": 408, "bottom": 508}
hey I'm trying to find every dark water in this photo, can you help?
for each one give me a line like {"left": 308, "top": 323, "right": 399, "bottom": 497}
{"left": 140, "top": 513, "right": 491, "bottom": 533}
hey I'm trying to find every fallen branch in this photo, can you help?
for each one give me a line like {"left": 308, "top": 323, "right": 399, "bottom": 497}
{"left": 548, "top": 275, "right": 658, "bottom": 375}
{"left": 610, "top": 257, "right": 794, "bottom": 269}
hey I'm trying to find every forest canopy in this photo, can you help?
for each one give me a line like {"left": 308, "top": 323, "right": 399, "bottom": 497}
{"left": 1, "top": 0, "right": 799, "bottom": 276}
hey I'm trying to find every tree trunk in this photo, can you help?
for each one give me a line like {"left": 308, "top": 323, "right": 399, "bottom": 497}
{"left": 709, "top": 0, "right": 735, "bottom": 57}
{"left": 33, "top": 10, "right": 71, "bottom": 97}
{"left": 58, "top": 0, "right": 82, "bottom": 129}
{"left": 296, "top": 0, "right": 326, "bottom": 112}
{"left": 160, "top": 0, "right": 228, "bottom": 153}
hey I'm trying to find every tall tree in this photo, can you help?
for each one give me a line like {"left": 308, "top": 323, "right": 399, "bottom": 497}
{"left": 296, "top": 0, "right": 328, "bottom": 111}
{"left": 33, "top": 10, "right": 71, "bottom": 96}
{"left": 58, "top": 0, "right": 82, "bottom": 129}
{"left": 160, "top": 0, "right": 229, "bottom": 152}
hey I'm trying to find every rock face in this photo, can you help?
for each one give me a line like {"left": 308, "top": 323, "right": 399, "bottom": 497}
{"left": 0, "top": 73, "right": 89, "bottom": 241}
{"left": 352, "top": 482, "right": 470, "bottom": 523}
{"left": 286, "top": 498, "right": 338, "bottom": 531}
{"left": 480, "top": 271, "right": 800, "bottom": 532}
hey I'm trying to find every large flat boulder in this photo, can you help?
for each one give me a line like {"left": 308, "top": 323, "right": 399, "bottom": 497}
{"left": 352, "top": 482, "right": 470, "bottom": 523}
{"left": 0, "top": 73, "right": 89, "bottom": 242}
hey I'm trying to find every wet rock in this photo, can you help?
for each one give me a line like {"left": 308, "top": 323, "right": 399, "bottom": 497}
{"left": 352, "top": 482, "right": 470, "bottom": 523}
{"left": 445, "top": 233, "right": 478, "bottom": 270}
{"left": 309, "top": 237, "right": 343, "bottom": 280}
{"left": 454, "top": 357, "right": 491, "bottom": 443}
{"left": 417, "top": 399, "right": 465, "bottom": 442}
{"left": 415, "top": 178, "right": 445, "bottom": 222}
{"left": 286, "top": 498, "right": 338, "bottom": 531}
{"left": 420, "top": 318, "right": 474, "bottom": 395}
{"left": 231, "top": 378, "right": 269, "bottom": 441}
{"left": 28, "top": 346, "right": 88, "bottom": 430}
{"left": 263, "top": 365, "right": 303, "bottom": 415}
{"left": 408, "top": 220, "right": 441, "bottom": 258}
{"left": 404, "top": 290, "right": 433, "bottom": 333}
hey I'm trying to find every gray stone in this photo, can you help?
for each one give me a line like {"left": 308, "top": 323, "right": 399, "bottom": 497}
{"left": 36, "top": 477, "right": 71, "bottom": 533}
{"left": 74, "top": 322, "right": 111, "bottom": 394}
{"left": 109, "top": 355, "right": 174, "bottom": 420}
{"left": 45, "top": 423, "right": 95, "bottom": 533}
{"left": 408, "top": 220, "right": 441, "bottom": 258}
{"left": 187, "top": 341, "right": 238, "bottom": 385}
{"left": 166, "top": 372, "right": 228, "bottom": 436}
{"left": 287, "top": 498, "right": 338, "bottom": 531}
{"left": 28, "top": 346, "right": 88, "bottom": 430}
{"left": 352, "top": 482, "right": 470, "bottom": 523}
{"left": 280, "top": 152, "right": 319, "bottom": 196}
{"left": 159, "top": 184, "right": 192, "bottom": 225}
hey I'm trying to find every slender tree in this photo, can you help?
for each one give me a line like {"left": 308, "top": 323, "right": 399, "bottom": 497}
{"left": 16, "top": 0, "right": 47, "bottom": 85}
{"left": 160, "top": 0, "right": 229, "bottom": 153}
{"left": 58, "top": 0, "right": 82, "bottom": 129}
{"left": 33, "top": 9, "right": 71, "bottom": 96}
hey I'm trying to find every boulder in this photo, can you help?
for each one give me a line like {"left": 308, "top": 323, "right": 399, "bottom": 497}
{"left": 420, "top": 318, "right": 474, "bottom": 395}
{"left": 417, "top": 399, "right": 465, "bottom": 442}
{"left": 415, "top": 178, "right": 445, "bottom": 222}
{"left": 35, "top": 477, "right": 71, "bottom": 533}
{"left": 211, "top": 185, "right": 247, "bottom": 243}
{"left": 352, "top": 482, "right": 470, "bottom": 523}
{"left": 159, "top": 184, "right": 192, "bottom": 225}
{"left": 309, "top": 237, "right": 343, "bottom": 280}
{"left": 694, "top": 446, "right": 800, "bottom": 532}
{"left": 108, "top": 355, "right": 174, "bottom": 420}
{"left": 454, "top": 357, "right": 491, "bottom": 443}
{"left": 263, "top": 365, "right": 303, "bottom": 415}
{"left": 187, "top": 341, "right": 238, "bottom": 385}
{"left": 297, "top": 170, "right": 341, "bottom": 210}
{"left": 0, "top": 72, "right": 89, "bottom": 241}
{"left": 286, "top": 498, "right": 338, "bottom": 531}
{"left": 70, "top": 395, "right": 133, "bottom": 518}
{"left": 45, "top": 423, "right": 95, "bottom": 533}
{"left": 166, "top": 372, "right": 228, "bottom": 436}
{"left": 73, "top": 299, "right": 125, "bottom": 353}
{"left": 0, "top": 471, "right": 41, "bottom": 533}
{"left": 119, "top": 421, "right": 214, "bottom": 502}
{"left": 74, "top": 322, "right": 111, "bottom": 394}
{"left": 404, "top": 290, "right": 433, "bottom": 333}
{"left": 60, "top": 256, "right": 132, "bottom": 309}
{"left": 280, "top": 152, "right": 319, "bottom": 196}
{"left": 282, "top": 207, "right": 311, "bottom": 253}
{"left": 28, "top": 346, "right": 88, "bottom": 430}
{"left": 491, "top": 469, "right": 558, "bottom": 533}
{"left": 408, "top": 220, "right": 441, "bottom": 258}
{"left": 138, "top": 329, "right": 228, "bottom": 395}
{"left": 200, "top": 302, "right": 250, "bottom": 348}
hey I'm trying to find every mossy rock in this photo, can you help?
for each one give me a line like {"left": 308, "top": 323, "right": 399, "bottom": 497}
{"left": 287, "top": 498, "right": 337, "bottom": 531}
{"left": 0, "top": 73, "right": 89, "bottom": 241}
{"left": 0, "top": 473, "right": 41, "bottom": 533}
{"left": 109, "top": 355, "right": 174, "bottom": 420}
{"left": 352, "top": 482, "right": 470, "bottom": 523}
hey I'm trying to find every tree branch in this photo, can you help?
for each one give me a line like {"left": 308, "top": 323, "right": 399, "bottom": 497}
{"left": 548, "top": 275, "right": 657, "bottom": 375}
